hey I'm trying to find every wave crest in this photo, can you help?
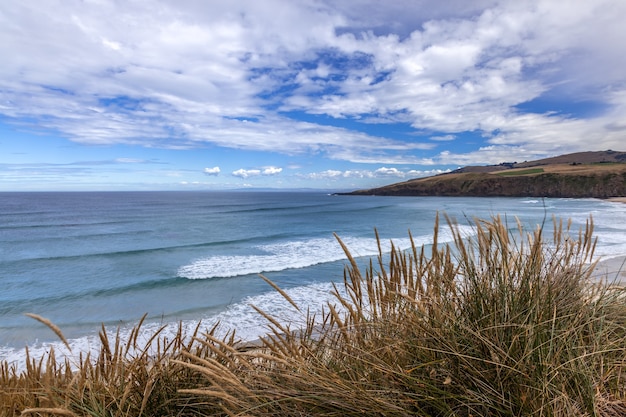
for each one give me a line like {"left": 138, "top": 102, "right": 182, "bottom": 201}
{"left": 177, "top": 226, "right": 471, "bottom": 280}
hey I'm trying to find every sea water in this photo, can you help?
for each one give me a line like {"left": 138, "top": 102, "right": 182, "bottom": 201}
{"left": 1, "top": 191, "right": 625, "bottom": 367}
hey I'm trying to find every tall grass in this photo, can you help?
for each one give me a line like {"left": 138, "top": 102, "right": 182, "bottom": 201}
{"left": 2, "top": 214, "right": 626, "bottom": 416}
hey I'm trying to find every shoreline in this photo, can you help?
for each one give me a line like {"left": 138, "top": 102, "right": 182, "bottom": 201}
{"left": 592, "top": 255, "right": 626, "bottom": 283}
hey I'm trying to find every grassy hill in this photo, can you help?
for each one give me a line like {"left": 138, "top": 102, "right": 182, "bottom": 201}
{"left": 347, "top": 150, "right": 626, "bottom": 198}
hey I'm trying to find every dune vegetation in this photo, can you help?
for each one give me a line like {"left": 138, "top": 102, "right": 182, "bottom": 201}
{"left": 2, "top": 214, "right": 626, "bottom": 416}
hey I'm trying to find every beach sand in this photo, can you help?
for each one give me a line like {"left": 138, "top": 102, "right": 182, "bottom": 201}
{"left": 607, "top": 197, "right": 626, "bottom": 204}
{"left": 592, "top": 255, "right": 626, "bottom": 284}
{"left": 594, "top": 198, "right": 626, "bottom": 282}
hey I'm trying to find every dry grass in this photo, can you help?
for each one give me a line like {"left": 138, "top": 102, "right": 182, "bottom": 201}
{"left": 2, "top": 214, "right": 626, "bottom": 416}
{"left": 489, "top": 163, "right": 626, "bottom": 176}
{"left": 495, "top": 168, "right": 545, "bottom": 176}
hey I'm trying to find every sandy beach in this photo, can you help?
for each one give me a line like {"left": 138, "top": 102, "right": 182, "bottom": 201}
{"left": 592, "top": 255, "right": 626, "bottom": 284}
{"left": 592, "top": 198, "right": 626, "bottom": 282}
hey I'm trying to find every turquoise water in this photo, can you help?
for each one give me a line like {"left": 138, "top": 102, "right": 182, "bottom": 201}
{"left": 1, "top": 191, "right": 625, "bottom": 366}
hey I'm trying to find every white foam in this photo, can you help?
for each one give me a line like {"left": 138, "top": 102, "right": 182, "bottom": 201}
{"left": 2, "top": 225, "right": 479, "bottom": 371}
{"left": 0, "top": 281, "right": 348, "bottom": 372}
{"left": 177, "top": 226, "right": 473, "bottom": 280}
{"left": 210, "top": 281, "right": 345, "bottom": 341}
{"left": 178, "top": 237, "right": 350, "bottom": 279}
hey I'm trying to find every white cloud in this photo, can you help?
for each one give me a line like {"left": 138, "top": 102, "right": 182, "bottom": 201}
{"left": 304, "top": 170, "right": 344, "bottom": 180}
{"left": 407, "top": 169, "right": 450, "bottom": 177}
{"left": 232, "top": 169, "right": 261, "bottom": 179}
{"left": 262, "top": 166, "right": 283, "bottom": 175}
{"left": 303, "top": 167, "right": 450, "bottom": 181}
{"left": 203, "top": 166, "right": 221, "bottom": 176}
{"left": 430, "top": 135, "right": 456, "bottom": 142}
{"left": 374, "top": 167, "right": 404, "bottom": 177}
{"left": 1, "top": 0, "right": 626, "bottom": 171}
{"left": 231, "top": 166, "right": 282, "bottom": 178}
{"left": 343, "top": 170, "right": 375, "bottom": 179}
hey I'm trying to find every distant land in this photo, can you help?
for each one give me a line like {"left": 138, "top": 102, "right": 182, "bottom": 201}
{"left": 344, "top": 151, "right": 626, "bottom": 198}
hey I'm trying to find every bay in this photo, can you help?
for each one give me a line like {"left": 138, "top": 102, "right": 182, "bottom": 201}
{"left": 1, "top": 191, "right": 625, "bottom": 367}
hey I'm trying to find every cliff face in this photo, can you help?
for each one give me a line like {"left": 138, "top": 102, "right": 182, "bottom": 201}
{"left": 347, "top": 151, "right": 626, "bottom": 198}
{"left": 353, "top": 172, "right": 626, "bottom": 198}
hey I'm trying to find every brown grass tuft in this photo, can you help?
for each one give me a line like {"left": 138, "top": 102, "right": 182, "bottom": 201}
{"left": 23, "top": 314, "right": 71, "bottom": 352}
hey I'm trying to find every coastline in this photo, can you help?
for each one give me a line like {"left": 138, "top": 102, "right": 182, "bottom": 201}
{"left": 593, "top": 197, "right": 626, "bottom": 283}
{"left": 592, "top": 255, "right": 626, "bottom": 283}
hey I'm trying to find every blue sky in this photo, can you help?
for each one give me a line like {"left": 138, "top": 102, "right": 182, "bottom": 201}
{"left": 1, "top": 0, "right": 626, "bottom": 191}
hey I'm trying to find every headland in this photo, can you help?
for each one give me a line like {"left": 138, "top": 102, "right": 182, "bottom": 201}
{"left": 343, "top": 150, "right": 626, "bottom": 198}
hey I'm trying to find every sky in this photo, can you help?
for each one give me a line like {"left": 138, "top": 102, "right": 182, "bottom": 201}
{"left": 1, "top": 0, "right": 626, "bottom": 191}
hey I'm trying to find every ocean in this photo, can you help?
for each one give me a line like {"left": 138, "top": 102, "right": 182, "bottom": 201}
{"left": 1, "top": 191, "right": 625, "bottom": 367}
